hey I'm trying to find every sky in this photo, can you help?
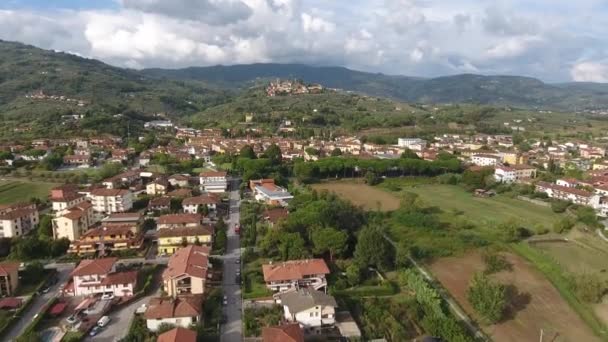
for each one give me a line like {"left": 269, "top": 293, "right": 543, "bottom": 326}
{"left": 1, "top": 0, "right": 608, "bottom": 82}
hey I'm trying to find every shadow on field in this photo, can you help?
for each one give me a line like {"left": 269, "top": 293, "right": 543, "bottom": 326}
{"left": 501, "top": 284, "right": 531, "bottom": 322}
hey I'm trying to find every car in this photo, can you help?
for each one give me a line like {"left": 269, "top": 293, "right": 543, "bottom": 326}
{"left": 235, "top": 274, "right": 241, "bottom": 283}
{"left": 101, "top": 293, "right": 115, "bottom": 300}
{"left": 235, "top": 259, "right": 240, "bottom": 264}
{"left": 40, "top": 286, "right": 51, "bottom": 294}
{"left": 89, "top": 326, "right": 101, "bottom": 337}
{"left": 223, "top": 295, "right": 228, "bottom": 305}
{"left": 66, "top": 315, "right": 78, "bottom": 324}
{"left": 97, "top": 316, "right": 111, "bottom": 327}
{"left": 220, "top": 314, "right": 227, "bottom": 324}
{"left": 135, "top": 303, "right": 147, "bottom": 314}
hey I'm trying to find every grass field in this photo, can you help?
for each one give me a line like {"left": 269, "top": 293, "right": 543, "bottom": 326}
{"left": 0, "top": 180, "right": 58, "bottom": 204}
{"left": 382, "top": 182, "right": 563, "bottom": 231}
{"left": 311, "top": 180, "right": 401, "bottom": 211}
{"left": 430, "top": 251, "right": 602, "bottom": 342}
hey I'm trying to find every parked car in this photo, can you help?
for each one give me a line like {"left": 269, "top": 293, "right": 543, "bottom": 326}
{"left": 223, "top": 296, "right": 228, "bottom": 305}
{"left": 101, "top": 293, "right": 115, "bottom": 300}
{"left": 97, "top": 316, "right": 111, "bottom": 327}
{"left": 89, "top": 326, "right": 101, "bottom": 337}
{"left": 135, "top": 304, "right": 147, "bottom": 314}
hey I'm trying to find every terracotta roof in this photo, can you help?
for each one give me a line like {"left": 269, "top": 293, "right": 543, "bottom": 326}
{"left": 71, "top": 258, "right": 117, "bottom": 277}
{"left": 182, "top": 194, "right": 219, "bottom": 206}
{"left": 144, "top": 295, "right": 203, "bottom": 319}
{"left": 149, "top": 197, "right": 171, "bottom": 207}
{"left": 99, "top": 270, "right": 137, "bottom": 286}
{"left": 76, "top": 202, "right": 93, "bottom": 210}
{"left": 536, "top": 181, "right": 593, "bottom": 197}
{"left": 169, "top": 174, "right": 190, "bottom": 181}
{"left": 158, "top": 226, "right": 213, "bottom": 238}
{"left": 0, "top": 208, "right": 36, "bottom": 220}
{"left": 262, "top": 324, "right": 304, "bottom": 342}
{"left": 51, "top": 193, "right": 85, "bottom": 202}
{"left": 157, "top": 327, "right": 197, "bottom": 342}
{"left": 263, "top": 208, "right": 289, "bottom": 224}
{"left": 167, "top": 189, "right": 192, "bottom": 198}
{"left": 90, "top": 188, "right": 130, "bottom": 197}
{"left": 262, "top": 259, "right": 330, "bottom": 282}
{"left": 62, "top": 209, "right": 85, "bottom": 221}
{"left": 163, "top": 245, "right": 211, "bottom": 280}
{"left": 199, "top": 171, "right": 227, "bottom": 178}
{"left": 0, "top": 262, "right": 19, "bottom": 276}
{"left": 82, "top": 225, "right": 136, "bottom": 238}
{"left": 158, "top": 214, "right": 202, "bottom": 225}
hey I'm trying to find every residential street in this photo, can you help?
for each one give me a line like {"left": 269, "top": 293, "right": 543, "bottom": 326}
{"left": 6, "top": 263, "right": 75, "bottom": 342}
{"left": 221, "top": 178, "right": 243, "bottom": 342}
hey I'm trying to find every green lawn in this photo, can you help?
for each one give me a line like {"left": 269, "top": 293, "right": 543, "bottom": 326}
{"left": 385, "top": 183, "right": 563, "bottom": 231}
{"left": 0, "top": 180, "right": 58, "bottom": 204}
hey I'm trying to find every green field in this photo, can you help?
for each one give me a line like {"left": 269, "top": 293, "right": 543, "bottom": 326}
{"left": 0, "top": 180, "right": 58, "bottom": 204}
{"left": 382, "top": 182, "right": 563, "bottom": 231}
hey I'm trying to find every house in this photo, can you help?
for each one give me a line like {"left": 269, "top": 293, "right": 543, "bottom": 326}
{"left": 556, "top": 178, "right": 579, "bottom": 188}
{"left": 147, "top": 179, "right": 170, "bottom": 196}
{"left": 68, "top": 225, "right": 143, "bottom": 256}
{"left": 263, "top": 208, "right": 289, "bottom": 228}
{"left": 0, "top": 204, "right": 39, "bottom": 238}
{"left": 277, "top": 289, "right": 337, "bottom": 333}
{"left": 471, "top": 154, "right": 501, "bottom": 167}
{"left": 182, "top": 194, "right": 219, "bottom": 214}
{"left": 162, "top": 245, "right": 210, "bottom": 296}
{"left": 63, "top": 154, "right": 91, "bottom": 166}
{"left": 262, "top": 259, "right": 330, "bottom": 292}
{"left": 535, "top": 181, "right": 593, "bottom": 205}
{"left": 89, "top": 188, "right": 133, "bottom": 215}
{"left": 52, "top": 202, "right": 95, "bottom": 241}
{"left": 51, "top": 185, "right": 86, "bottom": 212}
{"left": 168, "top": 174, "right": 191, "bottom": 188}
{"left": 101, "top": 212, "right": 143, "bottom": 227}
{"left": 157, "top": 327, "right": 197, "bottom": 342}
{"left": 69, "top": 257, "right": 137, "bottom": 297}
{"left": 493, "top": 165, "right": 537, "bottom": 183}
{"left": 158, "top": 226, "right": 214, "bottom": 255}
{"left": 250, "top": 179, "right": 293, "bottom": 206}
{"left": 199, "top": 171, "right": 228, "bottom": 193}
{"left": 157, "top": 214, "right": 202, "bottom": 229}
{"left": 145, "top": 295, "right": 203, "bottom": 331}
{"left": 149, "top": 197, "right": 171, "bottom": 212}
{"left": 0, "top": 263, "right": 20, "bottom": 297}
{"left": 397, "top": 138, "right": 427, "bottom": 151}
{"left": 262, "top": 324, "right": 304, "bottom": 342}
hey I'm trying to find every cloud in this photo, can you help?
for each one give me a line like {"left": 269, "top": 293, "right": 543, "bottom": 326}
{"left": 0, "top": 1, "right": 607, "bottom": 82}
{"left": 571, "top": 61, "right": 608, "bottom": 82}
{"left": 119, "top": 0, "right": 252, "bottom": 25}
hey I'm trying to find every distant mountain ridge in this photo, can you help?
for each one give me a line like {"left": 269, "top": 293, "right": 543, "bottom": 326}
{"left": 142, "top": 63, "right": 608, "bottom": 111}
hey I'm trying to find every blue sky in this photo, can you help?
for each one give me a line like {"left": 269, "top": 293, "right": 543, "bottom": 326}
{"left": 0, "top": 0, "right": 607, "bottom": 82}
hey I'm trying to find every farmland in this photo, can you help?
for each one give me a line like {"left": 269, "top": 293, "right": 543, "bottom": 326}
{"left": 430, "top": 251, "right": 601, "bottom": 342}
{"left": 0, "top": 180, "right": 58, "bottom": 204}
{"left": 311, "top": 180, "right": 401, "bottom": 211}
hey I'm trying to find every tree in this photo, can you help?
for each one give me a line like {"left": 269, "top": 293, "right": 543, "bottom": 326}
{"left": 553, "top": 217, "right": 575, "bottom": 234}
{"left": 550, "top": 199, "right": 571, "bottom": 213}
{"left": 572, "top": 273, "right": 606, "bottom": 303}
{"left": 263, "top": 144, "right": 282, "bottom": 165}
{"left": 239, "top": 145, "right": 256, "bottom": 159}
{"left": 467, "top": 273, "right": 507, "bottom": 324}
{"left": 215, "top": 217, "right": 228, "bottom": 253}
{"left": 278, "top": 232, "right": 308, "bottom": 260}
{"left": 345, "top": 263, "right": 363, "bottom": 286}
{"left": 354, "top": 226, "right": 394, "bottom": 271}
{"left": 331, "top": 148, "right": 342, "bottom": 157}
{"left": 401, "top": 148, "right": 420, "bottom": 159}
{"left": 311, "top": 227, "right": 348, "bottom": 261}
{"left": 38, "top": 214, "right": 53, "bottom": 239}
{"left": 365, "top": 170, "right": 380, "bottom": 185}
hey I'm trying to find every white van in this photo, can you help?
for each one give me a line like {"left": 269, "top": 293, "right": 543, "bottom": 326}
{"left": 97, "top": 316, "right": 111, "bottom": 327}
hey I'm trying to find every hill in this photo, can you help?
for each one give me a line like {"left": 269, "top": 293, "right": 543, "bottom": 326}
{"left": 142, "top": 63, "right": 608, "bottom": 111}
{"left": 0, "top": 40, "right": 231, "bottom": 139}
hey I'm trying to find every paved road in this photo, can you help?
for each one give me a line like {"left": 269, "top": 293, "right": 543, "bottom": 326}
{"left": 221, "top": 178, "right": 243, "bottom": 342}
{"left": 6, "top": 264, "right": 75, "bottom": 341}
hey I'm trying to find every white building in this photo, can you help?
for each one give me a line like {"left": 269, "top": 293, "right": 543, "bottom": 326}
{"left": 69, "top": 257, "right": 136, "bottom": 297}
{"left": 277, "top": 289, "right": 337, "bottom": 334}
{"left": 494, "top": 165, "right": 537, "bottom": 183}
{"left": 250, "top": 179, "right": 293, "bottom": 207}
{"left": 471, "top": 154, "right": 501, "bottom": 167}
{"left": 182, "top": 194, "right": 219, "bottom": 214}
{"left": 262, "top": 259, "right": 330, "bottom": 292}
{"left": 199, "top": 171, "right": 228, "bottom": 193}
{"left": 0, "top": 204, "right": 39, "bottom": 238}
{"left": 89, "top": 188, "right": 133, "bottom": 215}
{"left": 144, "top": 295, "right": 203, "bottom": 331}
{"left": 397, "top": 138, "right": 427, "bottom": 151}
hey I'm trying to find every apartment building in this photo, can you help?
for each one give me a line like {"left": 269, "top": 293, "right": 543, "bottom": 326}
{"left": 494, "top": 165, "right": 537, "bottom": 183}
{"left": 0, "top": 262, "right": 19, "bottom": 297}
{"left": 50, "top": 184, "right": 87, "bottom": 213}
{"left": 162, "top": 245, "right": 210, "bottom": 297}
{"left": 68, "top": 257, "right": 137, "bottom": 297}
{"left": 158, "top": 226, "right": 214, "bottom": 255}
{"left": 277, "top": 289, "right": 337, "bottom": 333}
{"left": 68, "top": 224, "right": 143, "bottom": 256}
{"left": 89, "top": 188, "right": 133, "bottom": 215}
{"left": 250, "top": 179, "right": 293, "bottom": 207}
{"left": 157, "top": 214, "right": 202, "bottom": 230}
{"left": 182, "top": 194, "right": 219, "bottom": 214}
{"left": 199, "top": 171, "right": 228, "bottom": 193}
{"left": 0, "top": 204, "right": 39, "bottom": 238}
{"left": 52, "top": 202, "right": 94, "bottom": 241}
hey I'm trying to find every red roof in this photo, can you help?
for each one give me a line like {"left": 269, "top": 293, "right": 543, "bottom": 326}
{"left": 262, "top": 259, "right": 330, "bottom": 282}
{"left": 0, "top": 262, "right": 19, "bottom": 277}
{"left": 71, "top": 258, "right": 117, "bottom": 277}
{"left": 158, "top": 214, "right": 202, "bottom": 225}
{"left": 0, "top": 297, "right": 22, "bottom": 310}
{"left": 49, "top": 301, "right": 67, "bottom": 315}
{"left": 199, "top": 171, "right": 227, "bottom": 178}
{"left": 100, "top": 270, "right": 137, "bottom": 286}
{"left": 157, "top": 327, "right": 197, "bottom": 342}
{"left": 262, "top": 324, "right": 304, "bottom": 342}
{"left": 163, "top": 245, "right": 210, "bottom": 280}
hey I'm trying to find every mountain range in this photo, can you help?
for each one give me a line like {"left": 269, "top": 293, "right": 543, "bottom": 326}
{"left": 2, "top": 39, "right": 608, "bottom": 116}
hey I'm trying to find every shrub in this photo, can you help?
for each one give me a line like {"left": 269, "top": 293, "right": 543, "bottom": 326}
{"left": 571, "top": 274, "right": 607, "bottom": 303}
{"left": 553, "top": 217, "right": 575, "bottom": 234}
{"left": 482, "top": 252, "right": 512, "bottom": 275}
{"left": 550, "top": 199, "right": 571, "bottom": 213}
{"left": 467, "top": 273, "right": 507, "bottom": 324}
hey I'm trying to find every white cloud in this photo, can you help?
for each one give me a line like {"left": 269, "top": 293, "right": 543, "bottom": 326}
{"left": 571, "top": 61, "right": 608, "bottom": 82}
{"left": 0, "top": 1, "right": 606, "bottom": 82}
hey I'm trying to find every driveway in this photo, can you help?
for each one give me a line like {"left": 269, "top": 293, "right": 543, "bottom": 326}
{"left": 221, "top": 178, "right": 243, "bottom": 342}
{"left": 6, "top": 264, "right": 74, "bottom": 341}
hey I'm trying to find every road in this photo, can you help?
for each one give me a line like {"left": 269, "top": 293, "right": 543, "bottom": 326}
{"left": 6, "top": 264, "right": 75, "bottom": 341}
{"left": 382, "top": 233, "right": 487, "bottom": 341}
{"left": 221, "top": 178, "right": 243, "bottom": 342}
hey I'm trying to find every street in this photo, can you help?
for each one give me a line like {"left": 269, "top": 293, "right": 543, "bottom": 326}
{"left": 221, "top": 178, "right": 243, "bottom": 342}
{"left": 5, "top": 263, "right": 75, "bottom": 341}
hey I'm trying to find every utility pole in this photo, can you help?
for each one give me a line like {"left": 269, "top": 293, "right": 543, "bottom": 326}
{"left": 540, "top": 329, "right": 544, "bottom": 342}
